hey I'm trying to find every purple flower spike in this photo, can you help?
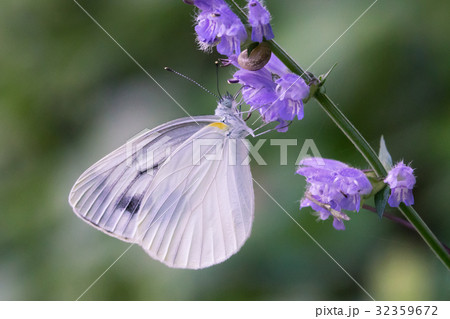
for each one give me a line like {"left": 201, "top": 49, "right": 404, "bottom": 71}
{"left": 384, "top": 161, "right": 416, "bottom": 207}
{"left": 193, "top": 0, "right": 247, "bottom": 56}
{"left": 233, "top": 55, "right": 309, "bottom": 131}
{"left": 297, "top": 157, "right": 373, "bottom": 230}
{"left": 247, "top": 0, "right": 274, "bottom": 42}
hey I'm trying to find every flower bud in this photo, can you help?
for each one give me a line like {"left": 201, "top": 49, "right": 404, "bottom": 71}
{"left": 238, "top": 42, "right": 271, "bottom": 71}
{"left": 227, "top": 78, "right": 240, "bottom": 84}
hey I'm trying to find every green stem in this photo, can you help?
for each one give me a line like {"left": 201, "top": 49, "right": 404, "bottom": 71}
{"left": 316, "top": 92, "right": 449, "bottom": 269}
{"left": 397, "top": 204, "right": 450, "bottom": 267}
{"left": 314, "top": 93, "right": 386, "bottom": 174}
{"left": 226, "top": 0, "right": 450, "bottom": 270}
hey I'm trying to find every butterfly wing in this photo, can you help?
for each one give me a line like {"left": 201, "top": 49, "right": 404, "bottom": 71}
{"left": 69, "top": 116, "right": 220, "bottom": 242}
{"left": 136, "top": 123, "right": 255, "bottom": 269}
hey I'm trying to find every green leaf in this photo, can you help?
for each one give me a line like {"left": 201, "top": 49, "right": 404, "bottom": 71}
{"left": 378, "top": 135, "right": 393, "bottom": 171}
{"left": 374, "top": 186, "right": 390, "bottom": 219}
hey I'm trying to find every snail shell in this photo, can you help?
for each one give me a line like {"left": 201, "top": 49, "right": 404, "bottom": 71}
{"left": 238, "top": 42, "right": 272, "bottom": 71}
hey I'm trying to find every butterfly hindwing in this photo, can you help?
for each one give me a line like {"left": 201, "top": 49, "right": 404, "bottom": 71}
{"left": 136, "top": 123, "right": 255, "bottom": 269}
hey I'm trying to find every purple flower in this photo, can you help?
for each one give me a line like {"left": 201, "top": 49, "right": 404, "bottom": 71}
{"left": 233, "top": 55, "right": 309, "bottom": 132}
{"left": 247, "top": 0, "right": 274, "bottom": 42}
{"left": 384, "top": 161, "right": 416, "bottom": 207}
{"left": 297, "top": 157, "right": 373, "bottom": 230}
{"left": 192, "top": 0, "right": 247, "bottom": 56}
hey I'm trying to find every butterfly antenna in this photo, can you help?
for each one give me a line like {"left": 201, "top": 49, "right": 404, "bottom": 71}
{"left": 215, "top": 61, "right": 223, "bottom": 100}
{"left": 165, "top": 67, "right": 219, "bottom": 98}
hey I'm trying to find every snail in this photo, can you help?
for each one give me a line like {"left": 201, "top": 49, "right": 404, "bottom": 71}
{"left": 238, "top": 42, "right": 272, "bottom": 71}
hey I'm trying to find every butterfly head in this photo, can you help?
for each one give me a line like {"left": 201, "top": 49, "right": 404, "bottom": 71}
{"left": 217, "top": 93, "right": 234, "bottom": 108}
{"left": 215, "top": 92, "right": 238, "bottom": 116}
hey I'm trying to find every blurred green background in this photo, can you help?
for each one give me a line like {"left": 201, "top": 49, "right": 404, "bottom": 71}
{"left": 1, "top": 0, "right": 449, "bottom": 300}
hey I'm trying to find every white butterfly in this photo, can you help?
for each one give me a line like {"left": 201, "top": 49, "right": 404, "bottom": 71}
{"left": 69, "top": 94, "right": 255, "bottom": 269}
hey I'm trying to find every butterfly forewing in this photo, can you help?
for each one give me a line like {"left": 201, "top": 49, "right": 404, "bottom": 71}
{"left": 69, "top": 116, "right": 219, "bottom": 242}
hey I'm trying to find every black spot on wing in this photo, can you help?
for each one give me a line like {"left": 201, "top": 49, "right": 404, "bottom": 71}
{"left": 118, "top": 195, "right": 141, "bottom": 215}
